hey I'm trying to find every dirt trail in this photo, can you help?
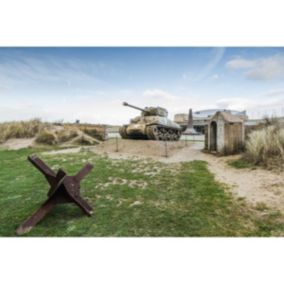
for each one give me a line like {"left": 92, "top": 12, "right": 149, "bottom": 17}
{"left": 42, "top": 139, "right": 284, "bottom": 212}
{"left": 0, "top": 138, "right": 35, "bottom": 150}
{"left": 161, "top": 143, "right": 284, "bottom": 212}
{"left": 208, "top": 159, "right": 284, "bottom": 211}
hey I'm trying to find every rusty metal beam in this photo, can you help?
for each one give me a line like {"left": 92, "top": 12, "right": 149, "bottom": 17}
{"left": 16, "top": 155, "right": 94, "bottom": 235}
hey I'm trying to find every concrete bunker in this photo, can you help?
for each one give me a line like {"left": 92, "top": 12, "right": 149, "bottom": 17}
{"left": 205, "top": 111, "right": 244, "bottom": 155}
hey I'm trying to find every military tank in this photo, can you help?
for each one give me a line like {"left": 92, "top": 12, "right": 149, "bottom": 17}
{"left": 119, "top": 102, "right": 182, "bottom": 141}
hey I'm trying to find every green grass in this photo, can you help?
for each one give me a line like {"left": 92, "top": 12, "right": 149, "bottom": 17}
{"left": 227, "top": 158, "right": 256, "bottom": 169}
{"left": 0, "top": 148, "right": 283, "bottom": 236}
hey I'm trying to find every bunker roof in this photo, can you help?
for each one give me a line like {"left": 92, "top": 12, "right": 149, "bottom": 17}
{"left": 210, "top": 111, "right": 243, "bottom": 123}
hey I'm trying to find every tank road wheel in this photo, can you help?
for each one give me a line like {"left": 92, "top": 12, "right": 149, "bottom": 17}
{"left": 167, "top": 129, "right": 175, "bottom": 141}
{"left": 146, "top": 125, "right": 160, "bottom": 140}
{"left": 153, "top": 126, "right": 161, "bottom": 140}
{"left": 171, "top": 130, "right": 178, "bottom": 141}
{"left": 157, "top": 128, "right": 163, "bottom": 141}
{"left": 146, "top": 126, "right": 181, "bottom": 141}
{"left": 164, "top": 129, "right": 171, "bottom": 141}
{"left": 176, "top": 130, "right": 182, "bottom": 140}
{"left": 119, "top": 126, "right": 128, "bottom": 139}
{"left": 148, "top": 125, "right": 161, "bottom": 140}
{"left": 146, "top": 126, "right": 155, "bottom": 140}
{"left": 164, "top": 132, "right": 170, "bottom": 141}
{"left": 157, "top": 127, "right": 165, "bottom": 141}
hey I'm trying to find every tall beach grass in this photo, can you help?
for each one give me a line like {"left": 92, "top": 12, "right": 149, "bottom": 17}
{"left": 0, "top": 119, "right": 45, "bottom": 143}
{"left": 245, "top": 118, "right": 284, "bottom": 168}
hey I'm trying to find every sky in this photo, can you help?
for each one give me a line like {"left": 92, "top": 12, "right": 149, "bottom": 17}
{"left": 1, "top": 47, "right": 284, "bottom": 124}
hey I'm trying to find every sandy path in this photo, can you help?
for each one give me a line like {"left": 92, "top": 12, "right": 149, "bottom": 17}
{"left": 162, "top": 143, "right": 284, "bottom": 212}
{"left": 208, "top": 160, "right": 284, "bottom": 211}
{"left": 0, "top": 138, "right": 35, "bottom": 150}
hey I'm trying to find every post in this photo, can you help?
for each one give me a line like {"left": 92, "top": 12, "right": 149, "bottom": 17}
{"left": 115, "top": 135, "right": 119, "bottom": 152}
{"left": 164, "top": 140, "right": 168, "bottom": 158}
{"left": 184, "top": 135, "right": 187, "bottom": 147}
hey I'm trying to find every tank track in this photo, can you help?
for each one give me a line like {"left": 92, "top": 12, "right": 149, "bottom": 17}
{"left": 146, "top": 125, "right": 181, "bottom": 141}
{"left": 119, "top": 125, "right": 129, "bottom": 139}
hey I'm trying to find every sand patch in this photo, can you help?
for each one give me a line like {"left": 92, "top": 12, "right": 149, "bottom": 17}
{"left": 90, "top": 139, "right": 189, "bottom": 159}
{"left": 162, "top": 145, "right": 284, "bottom": 213}
{"left": 95, "top": 176, "right": 148, "bottom": 190}
{"left": 0, "top": 138, "right": 35, "bottom": 150}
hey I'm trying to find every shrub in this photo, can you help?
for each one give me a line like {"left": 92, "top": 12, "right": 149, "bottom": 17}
{"left": 81, "top": 127, "right": 106, "bottom": 141}
{"left": 35, "top": 130, "right": 57, "bottom": 145}
{"left": 244, "top": 121, "right": 284, "bottom": 168}
{"left": 57, "top": 129, "right": 78, "bottom": 143}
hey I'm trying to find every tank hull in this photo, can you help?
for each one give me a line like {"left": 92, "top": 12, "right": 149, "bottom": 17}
{"left": 119, "top": 122, "right": 182, "bottom": 141}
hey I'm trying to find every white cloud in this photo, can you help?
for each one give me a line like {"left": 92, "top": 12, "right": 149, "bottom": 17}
{"left": 226, "top": 55, "right": 284, "bottom": 80}
{"left": 1, "top": 88, "right": 284, "bottom": 123}
{"left": 216, "top": 97, "right": 255, "bottom": 110}
{"left": 215, "top": 96, "right": 284, "bottom": 117}
{"left": 0, "top": 96, "right": 132, "bottom": 125}
{"left": 226, "top": 58, "right": 256, "bottom": 69}
{"left": 0, "top": 87, "right": 213, "bottom": 124}
{"left": 263, "top": 90, "right": 284, "bottom": 97}
{"left": 246, "top": 56, "right": 284, "bottom": 80}
{"left": 143, "top": 89, "right": 177, "bottom": 101}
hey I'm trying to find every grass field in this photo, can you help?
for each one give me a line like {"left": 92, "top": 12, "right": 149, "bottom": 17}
{"left": 0, "top": 148, "right": 283, "bottom": 236}
{"left": 227, "top": 158, "right": 256, "bottom": 169}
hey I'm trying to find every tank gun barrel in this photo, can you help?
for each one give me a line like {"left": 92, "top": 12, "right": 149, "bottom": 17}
{"left": 122, "top": 102, "right": 148, "bottom": 113}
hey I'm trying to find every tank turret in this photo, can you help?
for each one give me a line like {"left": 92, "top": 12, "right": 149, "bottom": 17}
{"left": 119, "top": 102, "right": 181, "bottom": 141}
{"left": 123, "top": 102, "right": 168, "bottom": 117}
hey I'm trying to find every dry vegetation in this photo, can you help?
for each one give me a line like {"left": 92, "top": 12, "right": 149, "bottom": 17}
{"left": 35, "top": 130, "right": 57, "bottom": 145}
{"left": 0, "top": 119, "right": 45, "bottom": 143}
{"left": 56, "top": 129, "right": 78, "bottom": 143}
{"left": 0, "top": 119, "right": 106, "bottom": 146}
{"left": 244, "top": 118, "right": 284, "bottom": 168}
{"left": 78, "top": 126, "right": 105, "bottom": 140}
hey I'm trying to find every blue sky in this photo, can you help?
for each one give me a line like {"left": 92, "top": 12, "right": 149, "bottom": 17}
{"left": 1, "top": 47, "right": 284, "bottom": 124}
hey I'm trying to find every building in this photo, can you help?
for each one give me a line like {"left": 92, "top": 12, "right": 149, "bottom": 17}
{"left": 205, "top": 111, "right": 245, "bottom": 155}
{"left": 174, "top": 109, "right": 248, "bottom": 133}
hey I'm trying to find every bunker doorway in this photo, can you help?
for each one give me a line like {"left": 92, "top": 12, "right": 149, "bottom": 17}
{"left": 210, "top": 121, "right": 217, "bottom": 151}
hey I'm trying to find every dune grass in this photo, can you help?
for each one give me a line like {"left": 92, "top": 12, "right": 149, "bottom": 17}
{"left": 35, "top": 130, "right": 57, "bottom": 145}
{"left": 56, "top": 129, "right": 78, "bottom": 143}
{"left": 0, "top": 148, "right": 283, "bottom": 237}
{"left": 244, "top": 119, "right": 284, "bottom": 169}
{"left": 0, "top": 119, "right": 106, "bottom": 145}
{"left": 0, "top": 119, "right": 44, "bottom": 143}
